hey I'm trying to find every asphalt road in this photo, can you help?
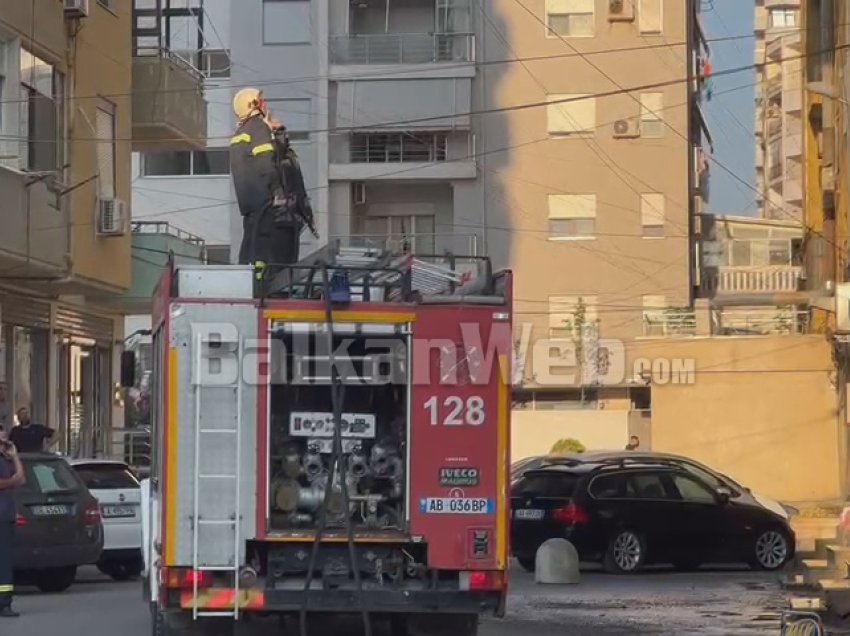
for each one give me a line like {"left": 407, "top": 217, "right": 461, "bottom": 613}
{"left": 1, "top": 565, "right": 789, "bottom": 636}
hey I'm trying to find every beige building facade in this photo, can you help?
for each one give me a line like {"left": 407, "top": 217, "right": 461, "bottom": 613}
{"left": 755, "top": 0, "right": 803, "bottom": 222}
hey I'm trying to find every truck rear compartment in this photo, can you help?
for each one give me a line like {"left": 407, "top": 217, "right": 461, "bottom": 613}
{"left": 267, "top": 330, "right": 409, "bottom": 534}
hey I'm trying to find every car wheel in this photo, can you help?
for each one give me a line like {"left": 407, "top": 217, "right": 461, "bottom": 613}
{"left": 35, "top": 566, "right": 77, "bottom": 593}
{"left": 751, "top": 528, "right": 790, "bottom": 571}
{"left": 603, "top": 530, "right": 645, "bottom": 574}
{"left": 110, "top": 559, "right": 144, "bottom": 581}
{"left": 516, "top": 556, "right": 536, "bottom": 573}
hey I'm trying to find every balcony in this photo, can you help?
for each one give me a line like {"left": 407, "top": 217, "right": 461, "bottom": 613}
{"left": 132, "top": 52, "right": 207, "bottom": 152}
{"left": 713, "top": 308, "right": 809, "bottom": 336}
{"left": 113, "top": 222, "right": 205, "bottom": 313}
{"left": 330, "top": 131, "right": 477, "bottom": 180}
{"left": 330, "top": 33, "right": 475, "bottom": 66}
{"left": 712, "top": 266, "right": 803, "bottom": 294}
{"left": 642, "top": 310, "right": 698, "bottom": 338}
{"left": 331, "top": 232, "right": 480, "bottom": 256}
{"left": 0, "top": 166, "right": 69, "bottom": 276}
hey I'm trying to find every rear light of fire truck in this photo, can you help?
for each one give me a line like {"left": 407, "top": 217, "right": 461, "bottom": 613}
{"left": 459, "top": 570, "right": 505, "bottom": 592}
{"left": 164, "top": 568, "right": 215, "bottom": 590}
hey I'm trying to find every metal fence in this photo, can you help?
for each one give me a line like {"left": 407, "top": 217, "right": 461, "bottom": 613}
{"left": 329, "top": 33, "right": 474, "bottom": 65}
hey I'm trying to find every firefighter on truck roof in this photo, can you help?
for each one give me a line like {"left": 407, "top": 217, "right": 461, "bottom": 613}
{"left": 230, "top": 87, "right": 318, "bottom": 268}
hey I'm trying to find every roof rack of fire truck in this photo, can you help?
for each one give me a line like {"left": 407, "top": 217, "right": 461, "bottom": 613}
{"left": 256, "top": 241, "right": 509, "bottom": 305}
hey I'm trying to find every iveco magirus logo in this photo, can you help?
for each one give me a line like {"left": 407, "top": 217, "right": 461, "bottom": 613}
{"left": 439, "top": 467, "right": 480, "bottom": 487}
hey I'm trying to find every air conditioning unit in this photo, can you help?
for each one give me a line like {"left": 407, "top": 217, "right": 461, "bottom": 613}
{"left": 353, "top": 182, "right": 367, "bottom": 205}
{"left": 612, "top": 119, "right": 640, "bottom": 139}
{"left": 608, "top": 0, "right": 634, "bottom": 21}
{"left": 96, "top": 197, "right": 128, "bottom": 236}
{"left": 64, "top": 0, "right": 89, "bottom": 18}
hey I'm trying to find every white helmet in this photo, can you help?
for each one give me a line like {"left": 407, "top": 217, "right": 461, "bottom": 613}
{"left": 233, "top": 87, "right": 262, "bottom": 120}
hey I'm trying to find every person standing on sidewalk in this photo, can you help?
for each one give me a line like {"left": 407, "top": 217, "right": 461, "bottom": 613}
{"left": 9, "top": 407, "right": 54, "bottom": 453}
{"left": 0, "top": 428, "right": 24, "bottom": 618}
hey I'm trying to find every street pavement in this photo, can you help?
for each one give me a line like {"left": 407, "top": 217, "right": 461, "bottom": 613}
{"left": 2, "top": 565, "right": 788, "bottom": 635}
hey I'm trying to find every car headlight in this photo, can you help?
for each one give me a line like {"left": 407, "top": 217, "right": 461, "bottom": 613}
{"left": 781, "top": 504, "right": 799, "bottom": 518}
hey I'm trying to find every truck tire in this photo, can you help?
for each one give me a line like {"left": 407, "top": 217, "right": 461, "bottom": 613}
{"left": 405, "top": 613, "right": 478, "bottom": 636}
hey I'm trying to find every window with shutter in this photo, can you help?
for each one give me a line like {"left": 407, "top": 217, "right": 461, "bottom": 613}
{"left": 548, "top": 194, "right": 597, "bottom": 239}
{"left": 546, "top": 0, "right": 595, "bottom": 37}
{"left": 640, "top": 92, "right": 664, "bottom": 138}
{"left": 639, "top": 0, "right": 663, "bottom": 33}
{"left": 547, "top": 94, "right": 596, "bottom": 135}
{"left": 96, "top": 102, "right": 116, "bottom": 198}
{"left": 640, "top": 193, "right": 665, "bottom": 237}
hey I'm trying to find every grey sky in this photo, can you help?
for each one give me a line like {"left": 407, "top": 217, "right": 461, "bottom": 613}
{"left": 703, "top": 0, "right": 757, "bottom": 216}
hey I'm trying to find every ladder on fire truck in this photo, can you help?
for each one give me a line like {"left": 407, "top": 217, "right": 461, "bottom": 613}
{"left": 261, "top": 243, "right": 492, "bottom": 302}
{"left": 190, "top": 330, "right": 244, "bottom": 620}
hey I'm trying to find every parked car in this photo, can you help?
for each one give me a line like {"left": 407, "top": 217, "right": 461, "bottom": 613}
{"left": 511, "top": 450, "right": 798, "bottom": 521}
{"left": 510, "top": 456, "right": 795, "bottom": 574}
{"left": 13, "top": 453, "right": 104, "bottom": 592}
{"left": 70, "top": 459, "right": 143, "bottom": 581}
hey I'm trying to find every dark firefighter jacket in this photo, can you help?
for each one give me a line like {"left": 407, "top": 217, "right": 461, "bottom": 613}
{"left": 229, "top": 115, "right": 314, "bottom": 229}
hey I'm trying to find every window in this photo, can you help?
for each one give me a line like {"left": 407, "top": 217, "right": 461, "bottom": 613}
{"left": 547, "top": 94, "right": 596, "bottom": 135}
{"left": 545, "top": 0, "right": 595, "bottom": 37}
{"left": 350, "top": 133, "right": 448, "bottom": 163}
{"left": 360, "top": 215, "right": 436, "bottom": 253}
{"left": 21, "top": 459, "right": 80, "bottom": 494}
{"left": 642, "top": 295, "right": 667, "bottom": 327}
{"left": 671, "top": 474, "right": 716, "bottom": 504}
{"left": 200, "top": 49, "right": 231, "bottom": 79}
{"left": 512, "top": 471, "right": 580, "bottom": 498}
{"left": 73, "top": 464, "right": 140, "bottom": 490}
{"left": 640, "top": 193, "right": 665, "bottom": 238}
{"left": 548, "top": 296, "right": 598, "bottom": 338}
{"left": 141, "top": 149, "right": 229, "bottom": 177}
{"left": 548, "top": 194, "right": 596, "bottom": 238}
{"left": 627, "top": 472, "right": 670, "bottom": 499}
{"left": 20, "top": 48, "right": 64, "bottom": 171}
{"left": 205, "top": 245, "right": 231, "bottom": 265}
{"left": 769, "top": 8, "right": 797, "bottom": 28}
{"left": 640, "top": 92, "right": 664, "bottom": 138}
{"left": 639, "top": 0, "right": 663, "bottom": 34}
{"left": 590, "top": 473, "right": 628, "bottom": 499}
{"left": 264, "top": 98, "right": 311, "bottom": 141}
{"left": 263, "top": 0, "right": 312, "bottom": 45}
{"left": 96, "top": 100, "right": 116, "bottom": 198}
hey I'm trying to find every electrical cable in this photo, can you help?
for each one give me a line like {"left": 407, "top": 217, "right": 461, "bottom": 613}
{"left": 299, "top": 264, "right": 372, "bottom": 636}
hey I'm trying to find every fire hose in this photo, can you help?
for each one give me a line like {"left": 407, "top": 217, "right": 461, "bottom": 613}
{"left": 299, "top": 264, "right": 373, "bottom": 636}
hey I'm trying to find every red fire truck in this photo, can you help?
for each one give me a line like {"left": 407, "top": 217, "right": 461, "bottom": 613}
{"left": 138, "top": 244, "right": 513, "bottom": 635}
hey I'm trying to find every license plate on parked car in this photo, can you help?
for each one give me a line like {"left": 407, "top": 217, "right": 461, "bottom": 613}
{"left": 30, "top": 504, "right": 71, "bottom": 516}
{"left": 102, "top": 505, "right": 135, "bottom": 518}
{"left": 513, "top": 508, "right": 545, "bottom": 520}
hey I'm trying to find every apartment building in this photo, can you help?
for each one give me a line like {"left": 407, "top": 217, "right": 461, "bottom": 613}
{"left": 754, "top": 0, "right": 803, "bottom": 223}
{"left": 0, "top": 1, "right": 139, "bottom": 457}
{"left": 229, "top": 0, "right": 707, "bottom": 350}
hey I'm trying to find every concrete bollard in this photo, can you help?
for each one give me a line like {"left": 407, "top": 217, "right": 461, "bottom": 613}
{"left": 535, "top": 538, "right": 580, "bottom": 585}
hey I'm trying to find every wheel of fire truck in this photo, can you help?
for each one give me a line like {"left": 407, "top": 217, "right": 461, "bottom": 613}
{"left": 393, "top": 612, "right": 479, "bottom": 636}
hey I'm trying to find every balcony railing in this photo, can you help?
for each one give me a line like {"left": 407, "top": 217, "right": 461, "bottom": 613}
{"left": 351, "top": 133, "right": 448, "bottom": 163}
{"left": 714, "top": 265, "right": 802, "bottom": 293}
{"left": 329, "top": 33, "right": 474, "bottom": 65}
{"left": 132, "top": 220, "right": 206, "bottom": 246}
{"left": 330, "top": 233, "right": 480, "bottom": 256}
{"left": 713, "top": 308, "right": 809, "bottom": 336}
{"left": 642, "top": 310, "right": 698, "bottom": 337}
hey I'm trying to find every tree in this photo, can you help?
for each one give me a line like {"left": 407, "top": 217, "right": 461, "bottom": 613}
{"left": 550, "top": 438, "right": 586, "bottom": 455}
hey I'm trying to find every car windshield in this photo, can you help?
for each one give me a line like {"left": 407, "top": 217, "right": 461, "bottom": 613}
{"left": 22, "top": 459, "right": 80, "bottom": 494}
{"left": 74, "top": 464, "right": 140, "bottom": 490}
